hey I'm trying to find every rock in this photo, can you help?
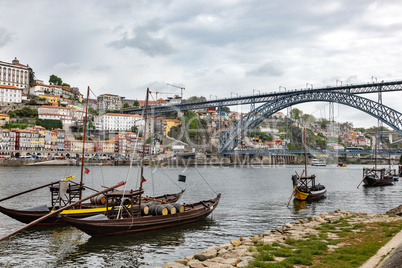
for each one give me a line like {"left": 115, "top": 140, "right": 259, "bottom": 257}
{"left": 163, "top": 262, "right": 186, "bottom": 268}
{"left": 284, "top": 222, "right": 293, "bottom": 229}
{"left": 230, "top": 239, "right": 242, "bottom": 247}
{"left": 386, "top": 205, "right": 402, "bottom": 216}
{"left": 237, "top": 256, "right": 255, "bottom": 267}
{"left": 218, "top": 243, "right": 233, "bottom": 250}
{"left": 251, "top": 235, "right": 260, "bottom": 242}
{"left": 221, "top": 258, "right": 240, "bottom": 266}
{"left": 187, "top": 260, "right": 205, "bottom": 268}
{"left": 194, "top": 248, "right": 217, "bottom": 261}
{"left": 208, "top": 257, "right": 226, "bottom": 263}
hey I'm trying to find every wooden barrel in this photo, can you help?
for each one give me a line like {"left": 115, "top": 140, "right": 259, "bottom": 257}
{"left": 172, "top": 203, "right": 185, "bottom": 213}
{"left": 141, "top": 204, "right": 149, "bottom": 215}
{"left": 164, "top": 204, "right": 177, "bottom": 214}
{"left": 149, "top": 204, "right": 169, "bottom": 216}
{"left": 90, "top": 195, "right": 106, "bottom": 205}
{"left": 122, "top": 198, "right": 132, "bottom": 206}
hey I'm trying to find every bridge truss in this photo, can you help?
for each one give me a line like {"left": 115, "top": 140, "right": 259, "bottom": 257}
{"left": 218, "top": 90, "right": 402, "bottom": 153}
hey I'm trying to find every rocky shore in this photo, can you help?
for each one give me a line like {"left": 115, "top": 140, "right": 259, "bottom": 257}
{"left": 160, "top": 208, "right": 402, "bottom": 268}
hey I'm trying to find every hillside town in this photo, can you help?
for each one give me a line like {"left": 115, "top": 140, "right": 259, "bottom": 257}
{"left": 0, "top": 57, "right": 399, "bottom": 162}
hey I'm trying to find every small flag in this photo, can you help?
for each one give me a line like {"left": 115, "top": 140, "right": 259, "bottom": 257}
{"left": 178, "top": 175, "right": 186, "bottom": 182}
{"left": 141, "top": 176, "right": 146, "bottom": 183}
{"left": 85, "top": 167, "right": 90, "bottom": 174}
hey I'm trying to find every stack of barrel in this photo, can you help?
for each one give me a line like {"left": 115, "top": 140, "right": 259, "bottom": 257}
{"left": 141, "top": 203, "right": 185, "bottom": 216}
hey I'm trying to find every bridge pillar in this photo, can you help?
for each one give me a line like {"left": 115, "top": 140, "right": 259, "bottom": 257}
{"left": 389, "top": 133, "right": 393, "bottom": 144}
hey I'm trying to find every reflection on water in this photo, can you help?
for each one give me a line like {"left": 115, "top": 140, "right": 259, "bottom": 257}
{"left": 0, "top": 165, "right": 400, "bottom": 267}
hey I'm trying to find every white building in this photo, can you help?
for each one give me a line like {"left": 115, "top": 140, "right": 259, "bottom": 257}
{"left": 38, "top": 105, "right": 84, "bottom": 125}
{"left": 0, "top": 85, "right": 22, "bottom": 105}
{"left": 0, "top": 57, "right": 30, "bottom": 94}
{"left": 95, "top": 113, "right": 144, "bottom": 131}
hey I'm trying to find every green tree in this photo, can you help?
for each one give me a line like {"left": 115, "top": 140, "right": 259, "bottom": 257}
{"left": 131, "top": 125, "right": 138, "bottom": 132}
{"left": 36, "top": 119, "right": 62, "bottom": 130}
{"left": 49, "top": 74, "right": 63, "bottom": 85}
{"left": 291, "top": 108, "right": 302, "bottom": 121}
{"left": 185, "top": 96, "right": 207, "bottom": 103}
{"left": 301, "top": 114, "right": 316, "bottom": 124}
{"left": 222, "top": 106, "right": 230, "bottom": 113}
{"left": 123, "top": 103, "right": 130, "bottom": 108}
{"left": 28, "top": 67, "right": 36, "bottom": 87}
{"left": 28, "top": 99, "right": 38, "bottom": 105}
{"left": 134, "top": 100, "right": 140, "bottom": 106}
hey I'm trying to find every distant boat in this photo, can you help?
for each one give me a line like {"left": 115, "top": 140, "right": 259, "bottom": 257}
{"left": 287, "top": 128, "right": 326, "bottom": 204}
{"left": 337, "top": 163, "right": 347, "bottom": 167}
{"left": 362, "top": 168, "right": 394, "bottom": 187}
{"left": 311, "top": 158, "right": 326, "bottom": 166}
{"left": 358, "top": 127, "right": 393, "bottom": 188}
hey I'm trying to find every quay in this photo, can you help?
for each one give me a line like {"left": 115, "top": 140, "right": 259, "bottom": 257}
{"left": 160, "top": 208, "right": 402, "bottom": 268}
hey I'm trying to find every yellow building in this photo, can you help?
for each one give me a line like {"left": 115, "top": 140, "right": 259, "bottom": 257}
{"left": 0, "top": 114, "right": 10, "bottom": 126}
{"left": 39, "top": 94, "right": 60, "bottom": 105}
{"left": 164, "top": 119, "right": 181, "bottom": 135}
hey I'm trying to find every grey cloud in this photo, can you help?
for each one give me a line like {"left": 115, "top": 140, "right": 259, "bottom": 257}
{"left": 246, "top": 62, "right": 284, "bottom": 77}
{"left": 108, "top": 20, "right": 175, "bottom": 57}
{"left": 0, "top": 28, "right": 12, "bottom": 47}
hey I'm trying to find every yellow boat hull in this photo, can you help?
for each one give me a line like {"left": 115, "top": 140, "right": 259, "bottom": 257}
{"left": 294, "top": 187, "right": 310, "bottom": 201}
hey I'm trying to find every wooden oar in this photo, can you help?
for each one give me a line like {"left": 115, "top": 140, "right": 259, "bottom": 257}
{"left": 0, "top": 181, "right": 60, "bottom": 203}
{"left": 286, "top": 170, "right": 304, "bottom": 207}
{"left": 142, "top": 196, "right": 168, "bottom": 204}
{"left": 357, "top": 168, "right": 374, "bottom": 188}
{"left": 0, "top": 181, "right": 126, "bottom": 242}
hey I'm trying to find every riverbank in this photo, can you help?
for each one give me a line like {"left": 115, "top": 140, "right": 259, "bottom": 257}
{"left": 161, "top": 208, "right": 402, "bottom": 268}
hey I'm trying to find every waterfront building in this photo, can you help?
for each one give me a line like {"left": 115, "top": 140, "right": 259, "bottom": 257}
{"left": 0, "top": 129, "right": 10, "bottom": 150}
{"left": 0, "top": 57, "right": 30, "bottom": 94}
{"left": 15, "top": 129, "right": 31, "bottom": 151}
{"left": 0, "top": 85, "right": 23, "bottom": 105}
{"left": 56, "top": 129, "right": 65, "bottom": 151}
{"left": 95, "top": 113, "right": 144, "bottom": 132}
{"left": 97, "top": 94, "right": 122, "bottom": 112}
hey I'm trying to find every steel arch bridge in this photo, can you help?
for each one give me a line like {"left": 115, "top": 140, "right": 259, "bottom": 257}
{"left": 218, "top": 90, "right": 402, "bottom": 153}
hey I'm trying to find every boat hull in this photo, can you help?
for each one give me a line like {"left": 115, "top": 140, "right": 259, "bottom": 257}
{"left": 62, "top": 194, "right": 221, "bottom": 237}
{"left": 294, "top": 186, "right": 326, "bottom": 201}
{"left": 363, "top": 176, "right": 394, "bottom": 187}
{"left": 0, "top": 190, "right": 185, "bottom": 226}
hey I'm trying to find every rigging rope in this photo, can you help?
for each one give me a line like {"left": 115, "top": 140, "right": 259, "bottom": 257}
{"left": 157, "top": 168, "right": 182, "bottom": 189}
{"left": 195, "top": 167, "right": 218, "bottom": 195}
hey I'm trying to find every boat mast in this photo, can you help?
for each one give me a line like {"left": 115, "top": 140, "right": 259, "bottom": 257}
{"left": 303, "top": 126, "right": 307, "bottom": 177}
{"left": 138, "top": 88, "right": 150, "bottom": 215}
{"left": 79, "top": 86, "right": 90, "bottom": 200}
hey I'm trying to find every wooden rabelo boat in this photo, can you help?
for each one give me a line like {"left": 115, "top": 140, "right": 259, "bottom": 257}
{"left": 62, "top": 190, "right": 220, "bottom": 237}
{"left": 61, "top": 88, "right": 221, "bottom": 237}
{"left": 288, "top": 128, "right": 326, "bottom": 203}
{"left": 0, "top": 87, "right": 185, "bottom": 226}
{"left": 361, "top": 168, "right": 394, "bottom": 187}
{"left": 0, "top": 187, "right": 185, "bottom": 225}
{"left": 358, "top": 128, "right": 394, "bottom": 188}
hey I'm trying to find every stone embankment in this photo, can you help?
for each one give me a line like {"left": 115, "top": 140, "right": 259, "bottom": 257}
{"left": 160, "top": 209, "right": 402, "bottom": 268}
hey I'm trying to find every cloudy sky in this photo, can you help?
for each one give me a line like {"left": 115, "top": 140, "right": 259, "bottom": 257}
{"left": 1, "top": 0, "right": 401, "bottom": 128}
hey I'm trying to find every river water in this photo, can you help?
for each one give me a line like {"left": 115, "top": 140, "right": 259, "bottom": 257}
{"left": 0, "top": 164, "right": 401, "bottom": 267}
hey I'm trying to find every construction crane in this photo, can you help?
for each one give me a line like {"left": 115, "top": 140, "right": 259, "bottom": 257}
{"left": 150, "top": 90, "right": 176, "bottom": 100}
{"left": 167, "top": 83, "right": 185, "bottom": 99}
